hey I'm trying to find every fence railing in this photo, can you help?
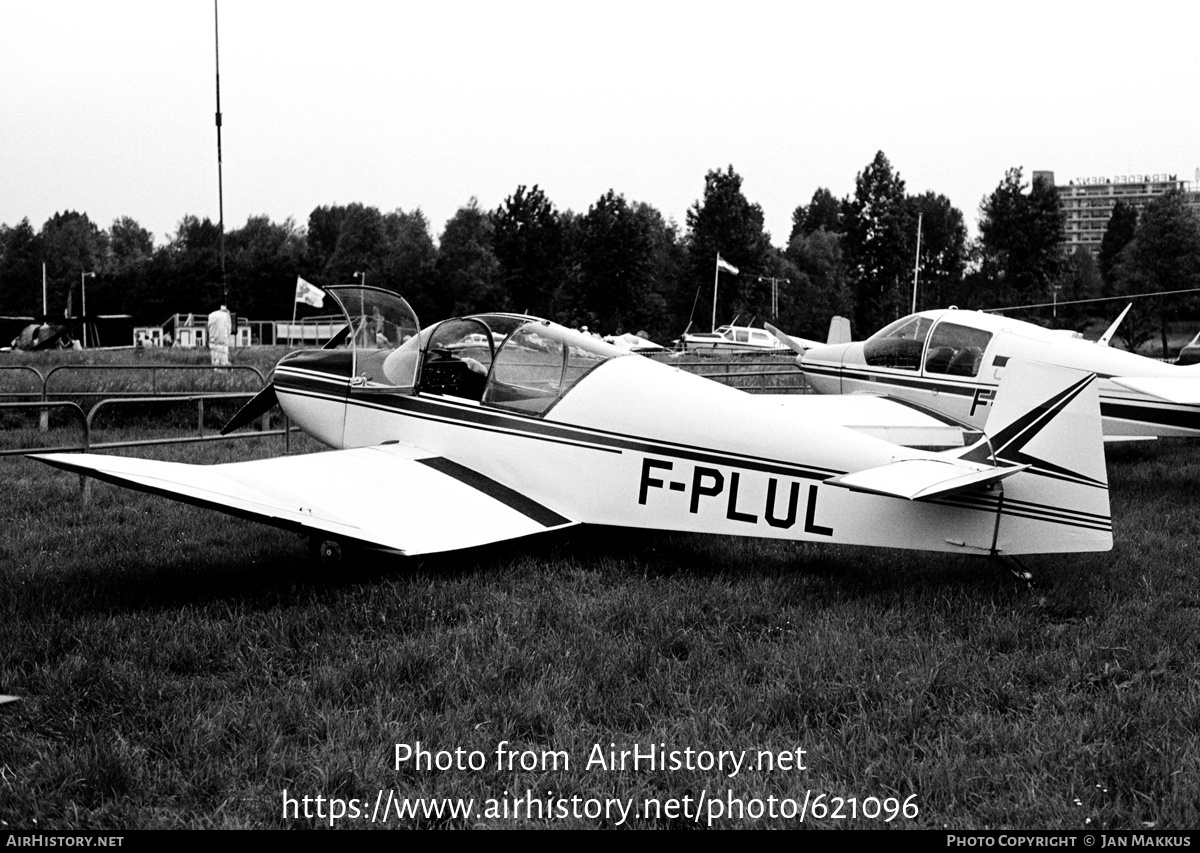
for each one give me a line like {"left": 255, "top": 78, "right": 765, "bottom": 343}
{"left": 1, "top": 392, "right": 294, "bottom": 457}
{"left": 662, "top": 357, "right": 809, "bottom": 393}
{"left": 1, "top": 363, "right": 269, "bottom": 402}
{"left": 42, "top": 364, "right": 267, "bottom": 399}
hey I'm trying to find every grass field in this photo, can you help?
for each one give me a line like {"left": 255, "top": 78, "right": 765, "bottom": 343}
{"left": 1, "top": 351, "right": 1198, "bottom": 829}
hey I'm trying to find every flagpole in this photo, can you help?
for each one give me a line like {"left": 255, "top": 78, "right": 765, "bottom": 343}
{"left": 911, "top": 212, "right": 922, "bottom": 314}
{"left": 290, "top": 291, "right": 298, "bottom": 347}
{"left": 712, "top": 255, "right": 721, "bottom": 332}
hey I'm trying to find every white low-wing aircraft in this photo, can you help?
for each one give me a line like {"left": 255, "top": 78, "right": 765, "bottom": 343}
{"left": 773, "top": 308, "right": 1200, "bottom": 442}
{"left": 34, "top": 287, "right": 1112, "bottom": 562}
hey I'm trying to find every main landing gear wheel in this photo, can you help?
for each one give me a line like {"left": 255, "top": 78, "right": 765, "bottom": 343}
{"left": 308, "top": 536, "right": 346, "bottom": 568}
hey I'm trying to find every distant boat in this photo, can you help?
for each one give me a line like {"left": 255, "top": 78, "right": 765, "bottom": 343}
{"left": 679, "top": 324, "right": 790, "bottom": 354}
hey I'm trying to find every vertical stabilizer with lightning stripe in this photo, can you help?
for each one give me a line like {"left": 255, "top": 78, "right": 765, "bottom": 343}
{"left": 955, "top": 359, "right": 1111, "bottom": 554}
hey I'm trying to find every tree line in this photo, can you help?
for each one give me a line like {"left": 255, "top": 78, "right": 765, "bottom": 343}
{"left": 3, "top": 152, "right": 1199, "bottom": 346}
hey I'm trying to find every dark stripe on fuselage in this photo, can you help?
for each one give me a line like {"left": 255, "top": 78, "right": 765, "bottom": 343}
{"left": 1100, "top": 401, "right": 1200, "bottom": 432}
{"left": 277, "top": 350, "right": 354, "bottom": 376}
{"left": 417, "top": 456, "right": 571, "bottom": 528}
{"left": 802, "top": 363, "right": 980, "bottom": 397}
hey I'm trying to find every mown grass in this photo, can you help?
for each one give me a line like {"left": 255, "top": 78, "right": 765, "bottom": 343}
{"left": 1, "top": 429, "right": 1198, "bottom": 830}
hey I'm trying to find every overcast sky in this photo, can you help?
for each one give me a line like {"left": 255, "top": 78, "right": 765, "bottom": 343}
{"left": 3, "top": 1, "right": 1199, "bottom": 249}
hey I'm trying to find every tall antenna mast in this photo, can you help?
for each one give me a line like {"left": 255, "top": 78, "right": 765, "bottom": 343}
{"left": 214, "top": 0, "right": 227, "bottom": 304}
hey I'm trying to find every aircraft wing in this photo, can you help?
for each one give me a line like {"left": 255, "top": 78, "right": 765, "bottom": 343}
{"left": 33, "top": 445, "right": 575, "bottom": 557}
{"left": 757, "top": 393, "right": 981, "bottom": 449}
{"left": 1110, "top": 377, "right": 1200, "bottom": 406}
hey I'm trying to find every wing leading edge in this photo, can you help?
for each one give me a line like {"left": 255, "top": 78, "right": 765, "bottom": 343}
{"left": 33, "top": 445, "right": 575, "bottom": 557}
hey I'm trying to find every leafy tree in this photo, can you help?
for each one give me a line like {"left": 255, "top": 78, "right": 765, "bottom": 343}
{"left": 436, "top": 198, "right": 504, "bottom": 318}
{"left": 789, "top": 187, "right": 842, "bottom": 242}
{"left": 628, "top": 202, "right": 683, "bottom": 341}
{"left": 0, "top": 219, "right": 44, "bottom": 316}
{"left": 377, "top": 208, "right": 438, "bottom": 317}
{"left": 783, "top": 227, "right": 850, "bottom": 339}
{"left": 97, "top": 216, "right": 155, "bottom": 316}
{"left": 324, "top": 203, "right": 386, "bottom": 285}
{"left": 842, "top": 151, "right": 913, "bottom": 333}
{"left": 909, "top": 191, "right": 967, "bottom": 312}
{"left": 226, "top": 215, "right": 307, "bottom": 320}
{"left": 306, "top": 205, "right": 351, "bottom": 277}
{"left": 977, "top": 168, "right": 1064, "bottom": 310}
{"left": 39, "top": 211, "right": 109, "bottom": 318}
{"left": 684, "top": 165, "right": 772, "bottom": 331}
{"left": 1098, "top": 200, "right": 1138, "bottom": 292}
{"left": 107, "top": 217, "right": 154, "bottom": 273}
{"left": 1112, "top": 190, "right": 1200, "bottom": 355}
{"left": 492, "top": 185, "right": 565, "bottom": 317}
{"left": 1057, "top": 247, "right": 1102, "bottom": 327}
{"left": 572, "top": 190, "right": 665, "bottom": 335}
{"left": 137, "top": 215, "right": 224, "bottom": 321}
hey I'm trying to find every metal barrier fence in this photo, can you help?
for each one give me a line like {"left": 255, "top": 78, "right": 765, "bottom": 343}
{"left": 0, "top": 393, "right": 295, "bottom": 457}
{"left": 42, "top": 364, "right": 266, "bottom": 399}
{"left": 0, "top": 401, "right": 89, "bottom": 454}
{"left": 662, "top": 357, "right": 809, "bottom": 393}
{"left": 2, "top": 364, "right": 267, "bottom": 401}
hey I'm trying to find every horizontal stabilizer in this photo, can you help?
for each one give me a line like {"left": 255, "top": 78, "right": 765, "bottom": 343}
{"left": 1111, "top": 377, "right": 1200, "bottom": 405}
{"left": 221, "top": 384, "right": 278, "bottom": 435}
{"left": 825, "top": 457, "right": 1028, "bottom": 501}
{"left": 33, "top": 445, "right": 575, "bottom": 557}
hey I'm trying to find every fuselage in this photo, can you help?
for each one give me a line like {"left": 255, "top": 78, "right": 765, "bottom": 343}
{"left": 801, "top": 309, "right": 1200, "bottom": 439}
{"left": 269, "top": 310, "right": 1110, "bottom": 556}
{"left": 681, "top": 325, "right": 790, "bottom": 354}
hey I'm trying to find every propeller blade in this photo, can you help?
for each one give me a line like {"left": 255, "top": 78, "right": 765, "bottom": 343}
{"left": 221, "top": 384, "right": 279, "bottom": 435}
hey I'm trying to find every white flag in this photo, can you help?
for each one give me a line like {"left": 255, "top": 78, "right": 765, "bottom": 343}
{"left": 716, "top": 256, "right": 739, "bottom": 275}
{"left": 295, "top": 276, "right": 326, "bottom": 308}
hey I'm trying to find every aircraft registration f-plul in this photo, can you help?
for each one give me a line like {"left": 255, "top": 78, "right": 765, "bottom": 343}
{"left": 35, "top": 287, "right": 1113, "bottom": 565}
{"left": 784, "top": 308, "right": 1200, "bottom": 442}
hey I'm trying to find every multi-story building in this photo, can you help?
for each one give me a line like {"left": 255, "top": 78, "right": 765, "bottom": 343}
{"left": 1040, "top": 169, "right": 1200, "bottom": 257}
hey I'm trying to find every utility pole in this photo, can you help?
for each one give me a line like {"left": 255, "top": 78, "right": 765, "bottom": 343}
{"left": 756, "top": 276, "right": 790, "bottom": 317}
{"left": 81, "top": 271, "right": 95, "bottom": 347}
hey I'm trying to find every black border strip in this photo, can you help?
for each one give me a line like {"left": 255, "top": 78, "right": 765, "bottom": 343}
{"left": 416, "top": 456, "right": 572, "bottom": 528}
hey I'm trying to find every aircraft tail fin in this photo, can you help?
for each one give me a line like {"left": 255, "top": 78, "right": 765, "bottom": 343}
{"left": 827, "top": 316, "right": 851, "bottom": 345}
{"left": 956, "top": 359, "right": 1107, "bottom": 488}
{"left": 951, "top": 359, "right": 1111, "bottom": 554}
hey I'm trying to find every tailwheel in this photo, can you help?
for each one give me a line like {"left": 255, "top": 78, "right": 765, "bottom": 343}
{"left": 993, "top": 554, "right": 1036, "bottom": 586}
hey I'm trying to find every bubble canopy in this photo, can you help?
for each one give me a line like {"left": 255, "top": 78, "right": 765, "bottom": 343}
{"left": 322, "top": 285, "right": 627, "bottom": 416}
